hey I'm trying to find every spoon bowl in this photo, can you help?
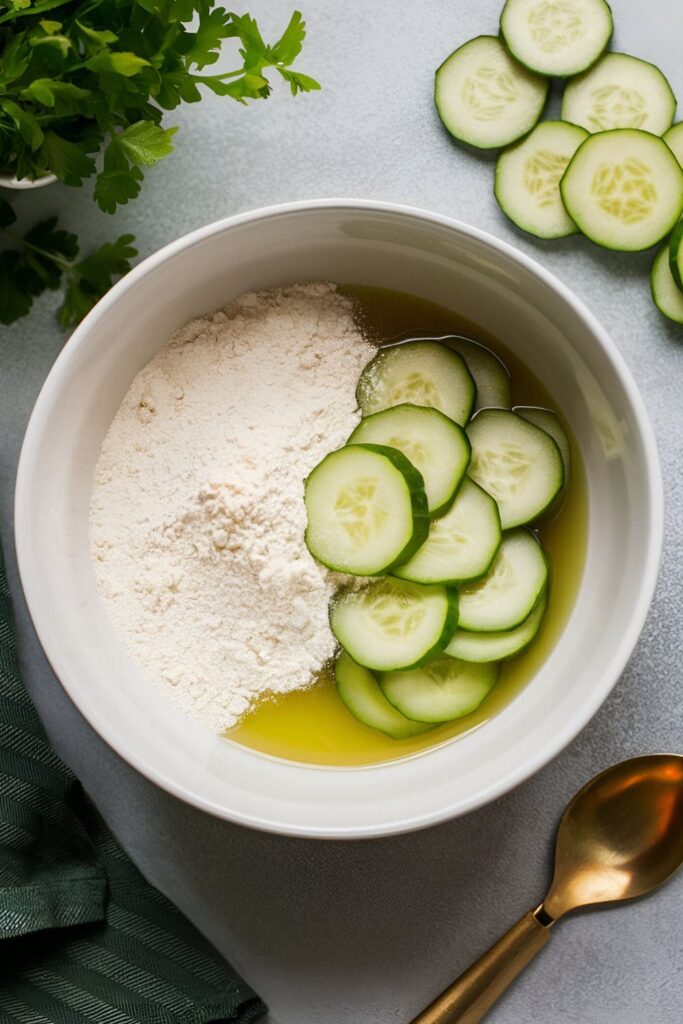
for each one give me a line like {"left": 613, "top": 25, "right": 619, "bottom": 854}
{"left": 545, "top": 753, "right": 683, "bottom": 919}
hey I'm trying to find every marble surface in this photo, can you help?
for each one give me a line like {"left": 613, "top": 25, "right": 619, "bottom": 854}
{"left": 1, "top": 2, "right": 682, "bottom": 1021}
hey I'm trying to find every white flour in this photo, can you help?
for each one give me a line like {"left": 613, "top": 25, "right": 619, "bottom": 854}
{"left": 90, "top": 283, "right": 375, "bottom": 731}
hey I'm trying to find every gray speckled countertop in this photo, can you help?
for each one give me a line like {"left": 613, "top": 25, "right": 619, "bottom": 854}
{"left": 1, "top": 2, "right": 682, "bottom": 1021}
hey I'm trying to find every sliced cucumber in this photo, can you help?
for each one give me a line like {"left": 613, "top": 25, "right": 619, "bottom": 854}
{"left": 495, "top": 120, "right": 589, "bottom": 239}
{"left": 446, "top": 590, "right": 548, "bottom": 662}
{"left": 500, "top": 0, "right": 613, "bottom": 78}
{"left": 348, "top": 404, "right": 470, "bottom": 517}
{"left": 514, "top": 406, "right": 571, "bottom": 479}
{"left": 560, "top": 53, "right": 676, "bottom": 135}
{"left": 651, "top": 242, "right": 683, "bottom": 324}
{"left": 357, "top": 341, "right": 475, "bottom": 425}
{"left": 329, "top": 578, "right": 458, "bottom": 672}
{"left": 380, "top": 656, "right": 499, "bottom": 723}
{"left": 664, "top": 123, "right": 683, "bottom": 169}
{"left": 335, "top": 652, "right": 433, "bottom": 739}
{"left": 304, "top": 444, "right": 429, "bottom": 575}
{"left": 668, "top": 219, "right": 683, "bottom": 291}
{"left": 458, "top": 529, "right": 548, "bottom": 632}
{"left": 394, "top": 479, "right": 502, "bottom": 586}
{"left": 447, "top": 336, "right": 512, "bottom": 410}
{"left": 435, "top": 35, "right": 548, "bottom": 150}
{"left": 467, "top": 409, "right": 564, "bottom": 529}
{"left": 560, "top": 129, "right": 683, "bottom": 252}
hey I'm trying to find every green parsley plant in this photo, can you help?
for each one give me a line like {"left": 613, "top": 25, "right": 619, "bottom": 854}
{"left": 0, "top": 2, "right": 319, "bottom": 211}
{"left": 0, "top": 2, "right": 318, "bottom": 327}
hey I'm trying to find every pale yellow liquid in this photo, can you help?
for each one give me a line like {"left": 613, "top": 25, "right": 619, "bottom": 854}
{"left": 228, "top": 287, "right": 588, "bottom": 766}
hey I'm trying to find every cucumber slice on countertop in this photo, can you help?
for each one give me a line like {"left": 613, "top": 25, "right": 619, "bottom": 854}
{"left": 651, "top": 241, "right": 683, "bottom": 324}
{"left": 495, "top": 120, "right": 589, "bottom": 239}
{"left": 514, "top": 406, "right": 571, "bottom": 478}
{"left": 668, "top": 219, "right": 683, "bottom": 291}
{"left": 435, "top": 35, "right": 548, "bottom": 150}
{"left": 380, "top": 656, "right": 499, "bottom": 723}
{"left": 458, "top": 529, "right": 548, "bottom": 632}
{"left": 304, "top": 444, "right": 429, "bottom": 575}
{"left": 447, "top": 336, "right": 512, "bottom": 410}
{"left": 348, "top": 404, "right": 470, "bottom": 517}
{"left": 560, "top": 129, "right": 683, "bottom": 252}
{"left": 335, "top": 652, "right": 433, "bottom": 739}
{"left": 357, "top": 340, "right": 475, "bottom": 425}
{"left": 446, "top": 589, "right": 548, "bottom": 662}
{"left": 664, "top": 123, "right": 683, "bottom": 169}
{"left": 394, "top": 479, "right": 502, "bottom": 586}
{"left": 329, "top": 578, "right": 459, "bottom": 672}
{"left": 467, "top": 409, "right": 564, "bottom": 528}
{"left": 500, "top": 0, "right": 613, "bottom": 78}
{"left": 560, "top": 53, "right": 676, "bottom": 135}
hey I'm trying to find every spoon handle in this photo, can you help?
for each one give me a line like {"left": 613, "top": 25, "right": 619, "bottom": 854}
{"left": 409, "top": 907, "right": 552, "bottom": 1024}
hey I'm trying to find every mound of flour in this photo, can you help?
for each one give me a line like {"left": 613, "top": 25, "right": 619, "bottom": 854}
{"left": 90, "top": 283, "right": 375, "bottom": 731}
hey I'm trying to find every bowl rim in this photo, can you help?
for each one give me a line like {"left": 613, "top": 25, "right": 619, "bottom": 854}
{"left": 0, "top": 173, "right": 57, "bottom": 189}
{"left": 14, "top": 198, "right": 664, "bottom": 837}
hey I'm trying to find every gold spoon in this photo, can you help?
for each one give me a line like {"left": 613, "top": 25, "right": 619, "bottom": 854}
{"left": 410, "top": 753, "right": 683, "bottom": 1024}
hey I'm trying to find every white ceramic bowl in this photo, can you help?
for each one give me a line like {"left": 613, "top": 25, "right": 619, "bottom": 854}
{"left": 0, "top": 173, "right": 57, "bottom": 189}
{"left": 15, "top": 200, "right": 662, "bottom": 838}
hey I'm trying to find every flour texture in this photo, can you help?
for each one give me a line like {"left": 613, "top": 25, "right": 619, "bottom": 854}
{"left": 90, "top": 283, "right": 375, "bottom": 731}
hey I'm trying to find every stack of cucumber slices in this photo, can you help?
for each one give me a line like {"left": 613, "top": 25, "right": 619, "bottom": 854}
{"left": 304, "top": 338, "right": 569, "bottom": 740}
{"left": 434, "top": 0, "right": 683, "bottom": 323}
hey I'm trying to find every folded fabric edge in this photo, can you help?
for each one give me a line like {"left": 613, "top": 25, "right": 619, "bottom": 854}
{"left": 183, "top": 988, "right": 267, "bottom": 1024}
{"left": 0, "top": 874, "right": 106, "bottom": 940}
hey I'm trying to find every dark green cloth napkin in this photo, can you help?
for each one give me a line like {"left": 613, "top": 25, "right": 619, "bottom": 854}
{"left": 0, "top": 548, "right": 266, "bottom": 1024}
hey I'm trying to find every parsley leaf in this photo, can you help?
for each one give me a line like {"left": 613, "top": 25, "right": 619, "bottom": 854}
{"left": 94, "top": 140, "right": 143, "bottom": 213}
{"left": 0, "top": 196, "right": 137, "bottom": 328}
{"left": 117, "top": 121, "right": 178, "bottom": 167}
{"left": 270, "top": 11, "right": 306, "bottom": 65}
{"left": 22, "top": 79, "right": 93, "bottom": 115}
{"left": 60, "top": 233, "right": 137, "bottom": 327}
{"left": 186, "top": 6, "right": 234, "bottom": 70}
{"left": 86, "top": 50, "right": 151, "bottom": 76}
{"left": 0, "top": 251, "right": 34, "bottom": 324}
{"left": 1, "top": 99, "right": 43, "bottom": 149}
{"left": 42, "top": 131, "right": 97, "bottom": 185}
{"left": 277, "top": 68, "right": 321, "bottom": 96}
{"left": 24, "top": 215, "right": 79, "bottom": 261}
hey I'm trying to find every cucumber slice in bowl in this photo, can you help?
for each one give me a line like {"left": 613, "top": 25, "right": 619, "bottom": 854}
{"left": 514, "top": 406, "right": 571, "bottom": 477}
{"left": 380, "top": 657, "right": 499, "bottom": 723}
{"left": 335, "top": 652, "right": 433, "bottom": 739}
{"left": 458, "top": 529, "right": 548, "bottom": 632}
{"left": 348, "top": 404, "right": 470, "bottom": 517}
{"left": 357, "top": 340, "right": 475, "bottom": 425}
{"left": 664, "top": 123, "right": 683, "bottom": 169}
{"left": 668, "top": 219, "right": 683, "bottom": 291}
{"left": 394, "top": 479, "right": 502, "bottom": 586}
{"left": 446, "top": 589, "right": 548, "bottom": 662}
{"left": 304, "top": 444, "right": 429, "bottom": 575}
{"left": 435, "top": 35, "right": 548, "bottom": 150}
{"left": 330, "top": 578, "right": 458, "bottom": 672}
{"left": 500, "top": 0, "right": 613, "bottom": 78}
{"left": 560, "top": 129, "right": 683, "bottom": 252}
{"left": 467, "top": 409, "right": 564, "bottom": 528}
{"left": 495, "top": 120, "right": 589, "bottom": 239}
{"left": 447, "top": 337, "right": 512, "bottom": 410}
{"left": 560, "top": 53, "right": 676, "bottom": 135}
{"left": 651, "top": 241, "right": 683, "bottom": 324}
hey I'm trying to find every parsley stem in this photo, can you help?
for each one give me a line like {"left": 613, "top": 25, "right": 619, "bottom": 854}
{"left": 194, "top": 69, "right": 249, "bottom": 81}
{"left": 1, "top": 227, "right": 71, "bottom": 269}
